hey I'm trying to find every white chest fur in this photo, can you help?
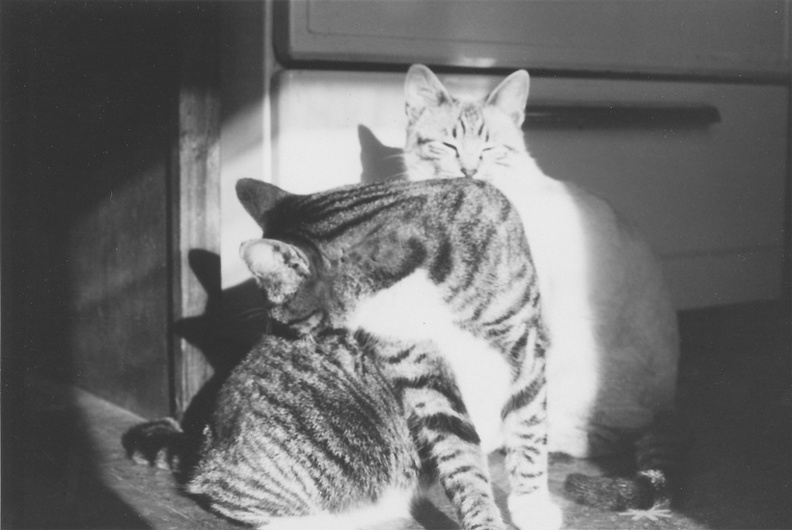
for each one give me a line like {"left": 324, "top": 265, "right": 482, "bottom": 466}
{"left": 349, "top": 270, "right": 512, "bottom": 453}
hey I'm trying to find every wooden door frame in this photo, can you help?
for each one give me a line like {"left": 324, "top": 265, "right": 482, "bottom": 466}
{"left": 169, "top": 3, "right": 222, "bottom": 418}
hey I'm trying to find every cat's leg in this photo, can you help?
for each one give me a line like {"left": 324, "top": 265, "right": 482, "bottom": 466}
{"left": 376, "top": 338, "right": 505, "bottom": 530}
{"left": 404, "top": 386, "right": 505, "bottom": 530}
{"left": 502, "top": 354, "right": 562, "bottom": 530}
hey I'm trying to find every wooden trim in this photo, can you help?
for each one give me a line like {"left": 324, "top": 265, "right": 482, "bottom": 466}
{"left": 784, "top": 85, "right": 792, "bottom": 311}
{"left": 170, "top": 4, "right": 222, "bottom": 418}
{"left": 264, "top": 0, "right": 279, "bottom": 180}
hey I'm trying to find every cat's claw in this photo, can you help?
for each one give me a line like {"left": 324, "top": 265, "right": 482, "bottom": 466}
{"left": 508, "top": 491, "right": 563, "bottom": 530}
{"left": 618, "top": 506, "right": 673, "bottom": 522}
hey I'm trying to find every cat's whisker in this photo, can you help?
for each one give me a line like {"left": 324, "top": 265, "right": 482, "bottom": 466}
{"left": 222, "top": 314, "right": 269, "bottom": 327}
{"left": 224, "top": 307, "right": 267, "bottom": 319}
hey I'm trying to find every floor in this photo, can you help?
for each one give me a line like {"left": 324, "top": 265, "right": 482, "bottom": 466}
{"left": 11, "top": 301, "right": 792, "bottom": 529}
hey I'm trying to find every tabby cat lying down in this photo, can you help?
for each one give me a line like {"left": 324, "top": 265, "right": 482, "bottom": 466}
{"left": 126, "top": 177, "right": 560, "bottom": 530}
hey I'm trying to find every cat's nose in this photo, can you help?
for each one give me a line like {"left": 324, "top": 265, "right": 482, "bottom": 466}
{"left": 460, "top": 166, "right": 478, "bottom": 178}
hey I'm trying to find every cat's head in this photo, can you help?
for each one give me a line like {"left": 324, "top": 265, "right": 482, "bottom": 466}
{"left": 236, "top": 178, "right": 410, "bottom": 336}
{"left": 403, "top": 64, "right": 530, "bottom": 181}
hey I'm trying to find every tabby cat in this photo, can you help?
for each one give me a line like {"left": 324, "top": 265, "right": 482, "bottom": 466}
{"left": 126, "top": 331, "right": 420, "bottom": 530}
{"left": 126, "top": 177, "right": 561, "bottom": 530}
{"left": 237, "top": 177, "right": 561, "bottom": 530}
{"left": 402, "top": 64, "right": 683, "bottom": 510}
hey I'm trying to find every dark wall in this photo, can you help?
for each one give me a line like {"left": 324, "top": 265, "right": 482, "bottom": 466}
{"left": 2, "top": 1, "right": 184, "bottom": 418}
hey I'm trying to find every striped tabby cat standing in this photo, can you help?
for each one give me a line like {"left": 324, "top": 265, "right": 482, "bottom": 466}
{"left": 126, "top": 178, "right": 561, "bottom": 530}
{"left": 402, "top": 64, "right": 684, "bottom": 511}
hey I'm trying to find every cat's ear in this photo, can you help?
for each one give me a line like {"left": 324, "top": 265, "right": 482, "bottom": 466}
{"left": 240, "top": 239, "right": 311, "bottom": 305}
{"left": 236, "top": 178, "right": 291, "bottom": 229}
{"left": 404, "top": 64, "right": 452, "bottom": 123}
{"left": 486, "top": 70, "right": 530, "bottom": 127}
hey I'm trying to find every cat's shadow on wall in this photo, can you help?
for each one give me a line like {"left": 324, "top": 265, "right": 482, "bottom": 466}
{"left": 358, "top": 125, "right": 405, "bottom": 184}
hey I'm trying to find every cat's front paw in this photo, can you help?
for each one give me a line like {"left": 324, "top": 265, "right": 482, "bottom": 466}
{"left": 122, "top": 417, "right": 184, "bottom": 471}
{"left": 507, "top": 491, "right": 563, "bottom": 530}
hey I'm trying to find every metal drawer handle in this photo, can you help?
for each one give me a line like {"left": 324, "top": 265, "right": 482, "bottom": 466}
{"left": 523, "top": 102, "right": 721, "bottom": 129}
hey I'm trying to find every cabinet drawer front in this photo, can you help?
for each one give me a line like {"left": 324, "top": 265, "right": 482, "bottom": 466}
{"left": 279, "top": 1, "right": 790, "bottom": 78}
{"left": 271, "top": 70, "right": 787, "bottom": 308}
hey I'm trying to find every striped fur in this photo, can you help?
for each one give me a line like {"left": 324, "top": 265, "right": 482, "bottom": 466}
{"left": 125, "top": 331, "right": 420, "bottom": 529}
{"left": 238, "top": 177, "right": 561, "bottom": 530}
{"left": 187, "top": 331, "right": 419, "bottom": 527}
{"left": 402, "top": 64, "right": 684, "bottom": 513}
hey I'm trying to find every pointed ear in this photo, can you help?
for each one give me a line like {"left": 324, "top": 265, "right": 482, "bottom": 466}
{"left": 404, "top": 64, "right": 452, "bottom": 123}
{"left": 236, "top": 178, "right": 291, "bottom": 229}
{"left": 486, "top": 70, "right": 530, "bottom": 127}
{"left": 240, "top": 239, "right": 311, "bottom": 305}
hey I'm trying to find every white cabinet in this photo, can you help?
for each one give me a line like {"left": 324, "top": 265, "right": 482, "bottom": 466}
{"left": 265, "top": 70, "right": 787, "bottom": 309}
{"left": 278, "top": 0, "right": 790, "bottom": 78}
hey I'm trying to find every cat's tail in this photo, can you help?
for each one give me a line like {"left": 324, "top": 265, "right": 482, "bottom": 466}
{"left": 122, "top": 417, "right": 192, "bottom": 475}
{"left": 563, "top": 412, "right": 688, "bottom": 511}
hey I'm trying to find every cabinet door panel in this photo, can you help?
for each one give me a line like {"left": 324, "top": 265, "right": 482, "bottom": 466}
{"left": 280, "top": 0, "right": 790, "bottom": 78}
